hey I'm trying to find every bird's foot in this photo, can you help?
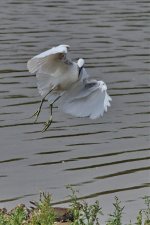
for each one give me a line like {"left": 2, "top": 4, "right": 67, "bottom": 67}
{"left": 31, "top": 109, "right": 41, "bottom": 123}
{"left": 42, "top": 116, "right": 53, "bottom": 132}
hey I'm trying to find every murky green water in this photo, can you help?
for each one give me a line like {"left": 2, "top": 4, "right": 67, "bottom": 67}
{"left": 0, "top": 0, "right": 149, "bottom": 223}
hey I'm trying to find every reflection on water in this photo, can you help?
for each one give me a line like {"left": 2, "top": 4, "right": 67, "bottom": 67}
{"left": 0, "top": 0, "right": 149, "bottom": 223}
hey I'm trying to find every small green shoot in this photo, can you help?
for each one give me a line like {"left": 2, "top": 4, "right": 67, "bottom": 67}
{"left": 67, "top": 185, "right": 102, "bottom": 225}
{"left": 0, "top": 205, "right": 27, "bottom": 225}
{"left": 106, "top": 196, "right": 124, "bottom": 225}
{"left": 29, "top": 192, "right": 56, "bottom": 225}
{"left": 136, "top": 210, "right": 142, "bottom": 225}
{"left": 143, "top": 196, "right": 150, "bottom": 224}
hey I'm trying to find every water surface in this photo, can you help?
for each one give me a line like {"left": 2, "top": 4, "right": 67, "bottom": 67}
{"left": 0, "top": 0, "right": 149, "bottom": 223}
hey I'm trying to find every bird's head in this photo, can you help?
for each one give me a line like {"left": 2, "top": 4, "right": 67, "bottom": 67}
{"left": 77, "top": 58, "right": 84, "bottom": 68}
{"left": 77, "top": 58, "right": 85, "bottom": 75}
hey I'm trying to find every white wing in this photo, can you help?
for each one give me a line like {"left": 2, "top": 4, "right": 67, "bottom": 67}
{"left": 27, "top": 44, "right": 77, "bottom": 101}
{"left": 27, "top": 44, "right": 70, "bottom": 74}
{"left": 58, "top": 79, "right": 112, "bottom": 119}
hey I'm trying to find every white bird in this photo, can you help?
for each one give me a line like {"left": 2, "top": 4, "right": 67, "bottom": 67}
{"left": 27, "top": 44, "right": 112, "bottom": 131}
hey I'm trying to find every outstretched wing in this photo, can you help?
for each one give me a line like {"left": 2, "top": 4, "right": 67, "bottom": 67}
{"left": 27, "top": 44, "right": 70, "bottom": 74}
{"left": 58, "top": 79, "right": 112, "bottom": 119}
{"left": 27, "top": 44, "right": 72, "bottom": 98}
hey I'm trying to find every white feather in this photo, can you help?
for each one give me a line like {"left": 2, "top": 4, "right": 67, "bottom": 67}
{"left": 27, "top": 45, "right": 70, "bottom": 73}
{"left": 58, "top": 79, "right": 111, "bottom": 119}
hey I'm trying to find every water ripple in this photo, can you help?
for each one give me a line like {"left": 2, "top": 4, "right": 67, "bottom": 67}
{"left": 66, "top": 156, "right": 150, "bottom": 171}
{"left": 0, "top": 0, "right": 149, "bottom": 222}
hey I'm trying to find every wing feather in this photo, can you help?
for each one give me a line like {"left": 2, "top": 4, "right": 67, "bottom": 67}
{"left": 58, "top": 80, "right": 111, "bottom": 119}
{"left": 27, "top": 44, "right": 74, "bottom": 97}
{"left": 27, "top": 44, "right": 70, "bottom": 73}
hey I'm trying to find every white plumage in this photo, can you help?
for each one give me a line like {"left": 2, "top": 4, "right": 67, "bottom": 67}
{"left": 27, "top": 44, "right": 112, "bottom": 126}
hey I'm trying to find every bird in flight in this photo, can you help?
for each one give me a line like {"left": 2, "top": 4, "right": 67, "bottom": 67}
{"left": 27, "top": 44, "right": 112, "bottom": 131}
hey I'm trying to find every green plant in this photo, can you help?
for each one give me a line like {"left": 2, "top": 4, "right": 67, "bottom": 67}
{"left": 106, "top": 196, "right": 124, "bottom": 225}
{"left": 10, "top": 206, "right": 26, "bottom": 225}
{"left": 136, "top": 210, "right": 142, "bottom": 225}
{"left": 29, "top": 192, "right": 56, "bottom": 225}
{"left": 0, "top": 205, "right": 27, "bottom": 225}
{"left": 79, "top": 200, "right": 102, "bottom": 225}
{"left": 0, "top": 190, "right": 149, "bottom": 225}
{"left": 143, "top": 196, "right": 150, "bottom": 225}
{"left": 67, "top": 185, "right": 102, "bottom": 225}
{"left": 0, "top": 212, "right": 7, "bottom": 225}
{"left": 135, "top": 196, "right": 150, "bottom": 225}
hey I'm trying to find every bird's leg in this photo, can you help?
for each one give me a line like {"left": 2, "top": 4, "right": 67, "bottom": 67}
{"left": 42, "top": 104, "right": 53, "bottom": 132}
{"left": 42, "top": 95, "right": 61, "bottom": 132}
{"left": 31, "top": 88, "right": 55, "bottom": 123}
{"left": 32, "top": 97, "right": 45, "bottom": 122}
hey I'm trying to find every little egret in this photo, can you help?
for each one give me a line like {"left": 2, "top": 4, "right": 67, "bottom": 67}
{"left": 27, "top": 44, "right": 112, "bottom": 131}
